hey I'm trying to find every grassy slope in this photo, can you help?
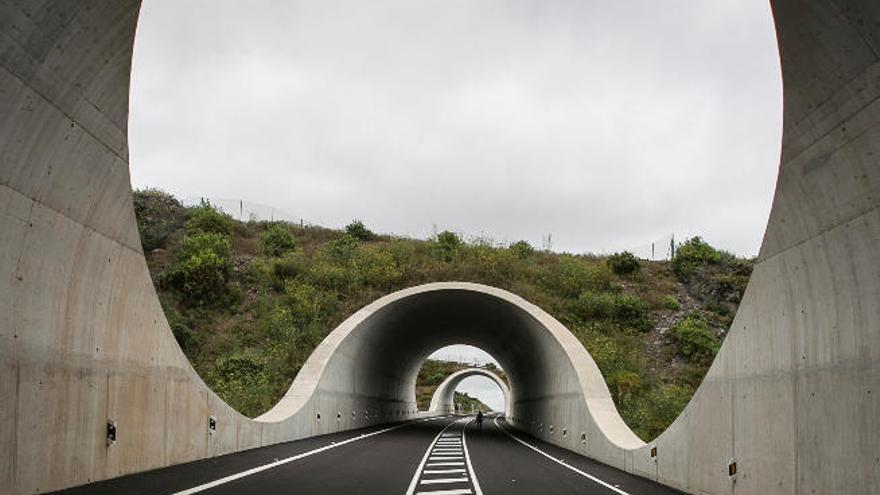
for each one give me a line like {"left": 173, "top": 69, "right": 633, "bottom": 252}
{"left": 135, "top": 189, "right": 750, "bottom": 441}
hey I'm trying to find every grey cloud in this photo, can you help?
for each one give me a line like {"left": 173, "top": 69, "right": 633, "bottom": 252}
{"left": 130, "top": 0, "right": 781, "bottom": 255}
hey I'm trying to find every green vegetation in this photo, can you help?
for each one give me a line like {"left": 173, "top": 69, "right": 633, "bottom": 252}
{"left": 672, "top": 314, "right": 720, "bottom": 364}
{"left": 134, "top": 188, "right": 753, "bottom": 441}
{"left": 260, "top": 223, "right": 297, "bottom": 256}
{"left": 345, "top": 220, "right": 377, "bottom": 241}
{"left": 606, "top": 251, "right": 640, "bottom": 275}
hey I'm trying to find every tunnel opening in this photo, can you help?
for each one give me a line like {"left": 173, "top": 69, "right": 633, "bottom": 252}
{"left": 414, "top": 344, "right": 509, "bottom": 412}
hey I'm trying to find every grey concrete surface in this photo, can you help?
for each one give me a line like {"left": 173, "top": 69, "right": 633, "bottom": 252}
{"left": 0, "top": 1, "right": 878, "bottom": 494}
{"left": 427, "top": 368, "right": 511, "bottom": 414}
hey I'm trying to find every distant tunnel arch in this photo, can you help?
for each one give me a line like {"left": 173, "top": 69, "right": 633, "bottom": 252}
{"left": 428, "top": 368, "right": 511, "bottom": 414}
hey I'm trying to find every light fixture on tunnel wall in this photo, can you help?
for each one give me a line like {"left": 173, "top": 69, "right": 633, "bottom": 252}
{"left": 316, "top": 412, "right": 321, "bottom": 423}
{"left": 728, "top": 458, "right": 738, "bottom": 481}
{"left": 581, "top": 432, "right": 587, "bottom": 444}
{"left": 562, "top": 428, "right": 568, "bottom": 438}
{"left": 351, "top": 410, "right": 356, "bottom": 421}
{"left": 337, "top": 411, "right": 341, "bottom": 422}
{"left": 208, "top": 416, "right": 217, "bottom": 435}
{"left": 549, "top": 425, "right": 555, "bottom": 434}
{"left": 106, "top": 420, "right": 117, "bottom": 446}
{"left": 650, "top": 446, "right": 658, "bottom": 459}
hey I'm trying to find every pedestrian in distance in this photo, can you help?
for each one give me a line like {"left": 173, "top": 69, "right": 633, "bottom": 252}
{"left": 476, "top": 410, "right": 484, "bottom": 431}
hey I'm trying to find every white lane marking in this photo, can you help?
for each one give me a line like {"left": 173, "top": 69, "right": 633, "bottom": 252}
{"left": 408, "top": 417, "right": 484, "bottom": 495}
{"left": 405, "top": 419, "right": 460, "bottom": 495}
{"left": 492, "top": 417, "right": 633, "bottom": 495}
{"left": 414, "top": 489, "right": 472, "bottom": 495}
{"left": 420, "top": 477, "right": 470, "bottom": 484}
{"left": 170, "top": 417, "right": 443, "bottom": 495}
{"left": 461, "top": 419, "right": 484, "bottom": 495}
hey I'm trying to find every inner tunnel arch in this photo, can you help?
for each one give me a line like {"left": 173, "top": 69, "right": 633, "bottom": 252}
{"left": 428, "top": 368, "right": 511, "bottom": 414}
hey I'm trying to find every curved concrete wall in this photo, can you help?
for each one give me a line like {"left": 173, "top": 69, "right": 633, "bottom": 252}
{"left": 427, "top": 368, "right": 510, "bottom": 414}
{"left": 0, "top": 1, "right": 877, "bottom": 494}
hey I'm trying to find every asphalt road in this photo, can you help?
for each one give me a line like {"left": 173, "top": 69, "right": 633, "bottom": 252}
{"left": 53, "top": 414, "right": 684, "bottom": 495}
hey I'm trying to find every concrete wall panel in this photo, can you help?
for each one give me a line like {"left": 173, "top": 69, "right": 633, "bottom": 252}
{"left": 1, "top": 1, "right": 879, "bottom": 494}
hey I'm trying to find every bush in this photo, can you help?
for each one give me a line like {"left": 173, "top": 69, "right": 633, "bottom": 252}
{"left": 663, "top": 295, "right": 681, "bottom": 310}
{"left": 576, "top": 291, "right": 653, "bottom": 331}
{"left": 132, "top": 188, "right": 186, "bottom": 251}
{"left": 672, "top": 315, "right": 720, "bottom": 363}
{"left": 509, "top": 240, "right": 535, "bottom": 259}
{"left": 345, "top": 220, "right": 376, "bottom": 241}
{"left": 260, "top": 223, "right": 297, "bottom": 256}
{"left": 672, "top": 237, "right": 721, "bottom": 281}
{"left": 552, "top": 256, "right": 613, "bottom": 297}
{"left": 433, "top": 231, "right": 463, "bottom": 262}
{"left": 607, "top": 251, "right": 640, "bottom": 275}
{"left": 271, "top": 253, "right": 303, "bottom": 285}
{"left": 164, "top": 233, "right": 232, "bottom": 303}
{"left": 186, "top": 200, "right": 235, "bottom": 236}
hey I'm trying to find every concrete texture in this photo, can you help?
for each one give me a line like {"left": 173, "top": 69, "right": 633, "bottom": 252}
{"left": 0, "top": 1, "right": 878, "bottom": 494}
{"left": 427, "top": 368, "right": 511, "bottom": 414}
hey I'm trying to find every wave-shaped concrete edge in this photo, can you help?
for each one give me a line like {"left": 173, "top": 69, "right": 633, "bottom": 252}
{"left": 0, "top": 1, "right": 877, "bottom": 494}
{"left": 427, "top": 367, "right": 511, "bottom": 414}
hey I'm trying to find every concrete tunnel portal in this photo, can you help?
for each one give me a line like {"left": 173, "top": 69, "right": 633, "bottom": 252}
{"left": 254, "top": 282, "right": 642, "bottom": 454}
{"left": 1, "top": 2, "right": 879, "bottom": 494}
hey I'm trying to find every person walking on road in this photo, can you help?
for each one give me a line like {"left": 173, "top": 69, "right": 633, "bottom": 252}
{"left": 476, "top": 411, "right": 484, "bottom": 431}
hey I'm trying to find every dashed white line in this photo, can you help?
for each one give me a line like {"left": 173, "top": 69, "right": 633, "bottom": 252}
{"left": 492, "top": 417, "right": 633, "bottom": 495}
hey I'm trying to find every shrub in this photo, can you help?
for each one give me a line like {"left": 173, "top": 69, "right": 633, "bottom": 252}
{"left": 133, "top": 188, "right": 186, "bottom": 252}
{"left": 326, "top": 234, "right": 359, "bottom": 262}
{"left": 186, "top": 200, "right": 235, "bottom": 236}
{"left": 576, "top": 291, "right": 652, "bottom": 331}
{"left": 271, "top": 253, "right": 303, "bottom": 285}
{"left": 672, "top": 236, "right": 721, "bottom": 281}
{"left": 260, "top": 223, "right": 297, "bottom": 256}
{"left": 345, "top": 220, "right": 376, "bottom": 241}
{"left": 352, "top": 246, "right": 401, "bottom": 288}
{"left": 672, "top": 314, "right": 720, "bottom": 363}
{"left": 551, "top": 256, "right": 613, "bottom": 297}
{"left": 433, "top": 231, "right": 463, "bottom": 262}
{"left": 607, "top": 251, "right": 640, "bottom": 275}
{"left": 509, "top": 240, "right": 535, "bottom": 259}
{"left": 663, "top": 295, "right": 681, "bottom": 310}
{"left": 165, "top": 233, "right": 232, "bottom": 303}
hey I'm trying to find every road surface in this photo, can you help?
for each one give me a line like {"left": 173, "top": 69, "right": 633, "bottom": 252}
{"left": 53, "top": 415, "right": 683, "bottom": 495}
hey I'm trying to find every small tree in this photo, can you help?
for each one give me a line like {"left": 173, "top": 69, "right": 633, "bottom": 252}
{"left": 433, "top": 231, "right": 463, "bottom": 262}
{"left": 607, "top": 251, "right": 640, "bottom": 275}
{"left": 260, "top": 223, "right": 297, "bottom": 257}
{"left": 186, "top": 200, "right": 234, "bottom": 236}
{"left": 345, "top": 220, "right": 376, "bottom": 241}
{"left": 672, "top": 314, "right": 720, "bottom": 363}
{"left": 164, "top": 233, "right": 232, "bottom": 303}
{"left": 672, "top": 236, "right": 721, "bottom": 281}
{"left": 509, "top": 240, "right": 535, "bottom": 259}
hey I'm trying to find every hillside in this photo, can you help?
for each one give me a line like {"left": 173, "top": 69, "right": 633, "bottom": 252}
{"left": 134, "top": 188, "right": 752, "bottom": 441}
{"left": 415, "top": 359, "right": 506, "bottom": 411}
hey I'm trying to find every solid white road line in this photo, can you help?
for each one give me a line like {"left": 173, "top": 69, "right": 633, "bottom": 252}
{"left": 420, "top": 477, "right": 469, "bottom": 484}
{"left": 492, "top": 417, "right": 633, "bottom": 495}
{"left": 414, "top": 489, "right": 472, "bottom": 495}
{"left": 461, "top": 419, "right": 484, "bottom": 495}
{"left": 170, "top": 416, "right": 443, "bottom": 495}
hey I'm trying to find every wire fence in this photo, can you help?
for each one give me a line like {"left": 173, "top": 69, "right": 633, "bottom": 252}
{"left": 181, "top": 196, "right": 305, "bottom": 225}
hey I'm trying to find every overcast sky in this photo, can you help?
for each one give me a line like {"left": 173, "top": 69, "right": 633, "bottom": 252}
{"left": 130, "top": 0, "right": 781, "bottom": 257}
